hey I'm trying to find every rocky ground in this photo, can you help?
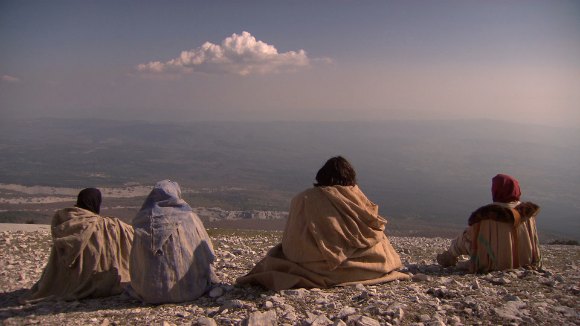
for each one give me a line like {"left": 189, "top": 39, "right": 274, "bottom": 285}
{"left": 0, "top": 228, "right": 578, "bottom": 326}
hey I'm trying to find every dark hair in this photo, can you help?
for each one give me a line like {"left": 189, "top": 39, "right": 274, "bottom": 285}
{"left": 314, "top": 156, "right": 357, "bottom": 187}
{"left": 76, "top": 188, "right": 102, "bottom": 214}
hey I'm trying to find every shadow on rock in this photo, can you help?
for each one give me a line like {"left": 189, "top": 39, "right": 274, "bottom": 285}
{"left": 404, "top": 262, "right": 468, "bottom": 281}
{"left": 0, "top": 292, "right": 144, "bottom": 321}
{"left": 0, "top": 289, "right": 29, "bottom": 309}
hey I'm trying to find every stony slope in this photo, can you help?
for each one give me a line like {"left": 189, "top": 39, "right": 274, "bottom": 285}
{"left": 0, "top": 229, "right": 578, "bottom": 325}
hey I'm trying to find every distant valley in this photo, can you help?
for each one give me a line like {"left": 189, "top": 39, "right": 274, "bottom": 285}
{"left": 0, "top": 118, "right": 578, "bottom": 241}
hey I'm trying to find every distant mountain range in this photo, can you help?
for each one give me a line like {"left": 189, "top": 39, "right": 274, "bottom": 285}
{"left": 0, "top": 118, "right": 578, "bottom": 240}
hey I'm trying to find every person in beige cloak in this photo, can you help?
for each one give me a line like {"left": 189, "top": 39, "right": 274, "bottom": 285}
{"left": 20, "top": 188, "right": 134, "bottom": 303}
{"left": 437, "top": 174, "right": 542, "bottom": 273}
{"left": 237, "top": 156, "right": 409, "bottom": 290}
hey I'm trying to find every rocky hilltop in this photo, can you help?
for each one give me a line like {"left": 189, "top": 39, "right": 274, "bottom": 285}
{"left": 0, "top": 227, "right": 578, "bottom": 325}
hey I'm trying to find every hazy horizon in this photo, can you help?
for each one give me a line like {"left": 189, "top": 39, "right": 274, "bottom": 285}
{"left": 3, "top": 115, "right": 580, "bottom": 127}
{"left": 1, "top": 118, "right": 578, "bottom": 240}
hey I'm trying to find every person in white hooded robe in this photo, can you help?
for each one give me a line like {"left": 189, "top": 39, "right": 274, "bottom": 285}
{"left": 128, "top": 180, "right": 218, "bottom": 304}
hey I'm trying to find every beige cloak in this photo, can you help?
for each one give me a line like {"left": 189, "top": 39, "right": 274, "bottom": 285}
{"left": 237, "top": 185, "right": 409, "bottom": 290}
{"left": 20, "top": 207, "right": 134, "bottom": 303}
{"left": 447, "top": 202, "right": 541, "bottom": 273}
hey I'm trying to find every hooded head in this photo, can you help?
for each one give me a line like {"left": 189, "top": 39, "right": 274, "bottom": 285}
{"left": 139, "top": 179, "right": 184, "bottom": 211}
{"left": 491, "top": 174, "right": 521, "bottom": 203}
{"left": 314, "top": 156, "right": 357, "bottom": 187}
{"left": 76, "top": 188, "right": 102, "bottom": 214}
{"left": 149, "top": 180, "right": 181, "bottom": 202}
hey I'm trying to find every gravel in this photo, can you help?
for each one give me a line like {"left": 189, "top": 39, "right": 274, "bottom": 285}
{"left": 1, "top": 228, "right": 579, "bottom": 325}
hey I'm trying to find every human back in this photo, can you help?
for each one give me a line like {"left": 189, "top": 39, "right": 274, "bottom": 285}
{"left": 437, "top": 174, "right": 541, "bottom": 273}
{"left": 237, "top": 156, "right": 409, "bottom": 290}
{"left": 129, "top": 180, "right": 217, "bottom": 304}
{"left": 280, "top": 184, "right": 406, "bottom": 286}
{"left": 20, "top": 188, "right": 134, "bottom": 303}
{"left": 467, "top": 201, "right": 541, "bottom": 272}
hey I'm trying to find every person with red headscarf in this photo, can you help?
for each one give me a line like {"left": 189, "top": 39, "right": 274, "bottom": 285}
{"left": 436, "top": 174, "right": 542, "bottom": 273}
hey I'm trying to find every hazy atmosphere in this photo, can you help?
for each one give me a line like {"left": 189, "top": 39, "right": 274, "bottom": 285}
{"left": 1, "top": 0, "right": 579, "bottom": 126}
{"left": 1, "top": 3, "right": 580, "bottom": 325}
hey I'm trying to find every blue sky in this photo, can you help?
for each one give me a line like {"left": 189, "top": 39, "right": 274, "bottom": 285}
{"left": 1, "top": 0, "right": 579, "bottom": 126}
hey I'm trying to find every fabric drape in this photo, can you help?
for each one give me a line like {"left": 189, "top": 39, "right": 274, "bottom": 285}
{"left": 129, "top": 180, "right": 217, "bottom": 304}
{"left": 20, "top": 207, "right": 134, "bottom": 303}
{"left": 237, "top": 185, "right": 409, "bottom": 290}
{"left": 448, "top": 202, "right": 541, "bottom": 273}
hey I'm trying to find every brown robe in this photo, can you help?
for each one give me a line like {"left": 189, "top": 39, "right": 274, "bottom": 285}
{"left": 20, "top": 207, "right": 134, "bottom": 303}
{"left": 237, "top": 186, "right": 409, "bottom": 290}
{"left": 447, "top": 202, "right": 541, "bottom": 273}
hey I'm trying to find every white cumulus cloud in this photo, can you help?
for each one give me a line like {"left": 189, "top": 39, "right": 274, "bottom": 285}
{"left": 1, "top": 75, "right": 21, "bottom": 83}
{"left": 137, "top": 31, "right": 310, "bottom": 76}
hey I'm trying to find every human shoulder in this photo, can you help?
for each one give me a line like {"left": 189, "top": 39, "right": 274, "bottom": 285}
{"left": 468, "top": 204, "right": 511, "bottom": 226}
{"left": 50, "top": 207, "right": 100, "bottom": 234}
{"left": 515, "top": 201, "right": 540, "bottom": 218}
{"left": 53, "top": 207, "right": 96, "bottom": 219}
{"left": 292, "top": 187, "right": 321, "bottom": 201}
{"left": 55, "top": 206, "right": 81, "bottom": 214}
{"left": 289, "top": 188, "right": 327, "bottom": 212}
{"left": 468, "top": 201, "right": 540, "bottom": 226}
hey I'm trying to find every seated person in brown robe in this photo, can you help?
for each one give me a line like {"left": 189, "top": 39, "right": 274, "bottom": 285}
{"left": 20, "top": 188, "right": 134, "bottom": 303}
{"left": 437, "top": 174, "right": 541, "bottom": 273}
{"left": 237, "top": 156, "right": 409, "bottom": 290}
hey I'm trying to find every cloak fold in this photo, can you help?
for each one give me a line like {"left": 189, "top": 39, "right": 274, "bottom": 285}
{"left": 447, "top": 202, "right": 542, "bottom": 273}
{"left": 468, "top": 202, "right": 542, "bottom": 273}
{"left": 237, "top": 186, "right": 409, "bottom": 290}
{"left": 129, "top": 180, "right": 217, "bottom": 304}
{"left": 20, "top": 207, "right": 134, "bottom": 303}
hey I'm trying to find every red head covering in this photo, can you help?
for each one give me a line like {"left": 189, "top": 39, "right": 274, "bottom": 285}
{"left": 491, "top": 174, "right": 521, "bottom": 203}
